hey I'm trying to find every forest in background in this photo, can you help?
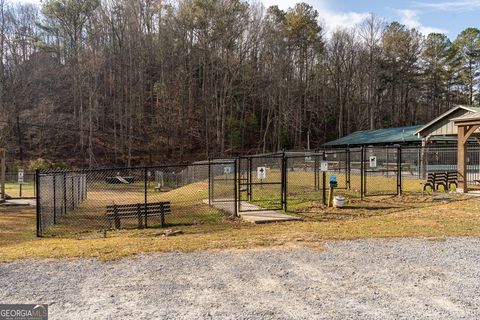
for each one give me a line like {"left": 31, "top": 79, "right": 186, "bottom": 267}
{"left": 0, "top": 0, "right": 479, "bottom": 167}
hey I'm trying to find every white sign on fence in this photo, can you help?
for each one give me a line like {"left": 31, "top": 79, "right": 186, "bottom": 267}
{"left": 223, "top": 165, "right": 232, "bottom": 175}
{"left": 320, "top": 161, "right": 329, "bottom": 172}
{"left": 257, "top": 167, "right": 266, "bottom": 180}
{"left": 18, "top": 169, "right": 24, "bottom": 184}
{"left": 369, "top": 156, "right": 377, "bottom": 168}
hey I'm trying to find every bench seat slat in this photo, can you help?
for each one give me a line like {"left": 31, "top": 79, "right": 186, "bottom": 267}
{"left": 107, "top": 207, "right": 171, "bottom": 216}
{"left": 106, "top": 201, "right": 171, "bottom": 229}
{"left": 106, "top": 202, "right": 169, "bottom": 209}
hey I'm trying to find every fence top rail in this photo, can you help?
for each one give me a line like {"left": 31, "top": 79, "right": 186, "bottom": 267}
{"left": 195, "top": 159, "right": 237, "bottom": 165}
{"left": 38, "top": 160, "right": 236, "bottom": 175}
{"left": 35, "top": 144, "right": 479, "bottom": 175}
{"left": 238, "top": 152, "right": 284, "bottom": 159}
{"left": 5, "top": 171, "right": 35, "bottom": 174}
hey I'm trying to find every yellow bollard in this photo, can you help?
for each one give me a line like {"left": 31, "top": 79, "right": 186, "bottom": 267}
{"left": 327, "top": 187, "right": 334, "bottom": 207}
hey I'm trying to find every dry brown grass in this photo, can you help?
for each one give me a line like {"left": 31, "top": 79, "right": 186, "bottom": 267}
{"left": 0, "top": 206, "right": 36, "bottom": 246}
{"left": 42, "top": 181, "right": 225, "bottom": 236}
{"left": 1, "top": 193, "right": 480, "bottom": 261}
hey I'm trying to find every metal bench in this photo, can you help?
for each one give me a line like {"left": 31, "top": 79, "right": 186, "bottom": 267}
{"left": 106, "top": 202, "right": 171, "bottom": 229}
{"left": 447, "top": 172, "right": 458, "bottom": 190}
{"left": 423, "top": 171, "right": 457, "bottom": 192}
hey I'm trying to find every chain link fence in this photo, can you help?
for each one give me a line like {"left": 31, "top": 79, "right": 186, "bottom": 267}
{"left": 37, "top": 161, "right": 236, "bottom": 236}
{"left": 238, "top": 153, "right": 285, "bottom": 211}
{"left": 35, "top": 145, "right": 479, "bottom": 237}
{"left": 362, "top": 146, "right": 401, "bottom": 197}
{"left": 4, "top": 171, "right": 36, "bottom": 198}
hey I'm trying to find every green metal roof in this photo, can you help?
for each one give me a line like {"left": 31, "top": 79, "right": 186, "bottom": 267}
{"left": 324, "top": 125, "right": 467, "bottom": 146}
{"left": 324, "top": 125, "right": 424, "bottom": 146}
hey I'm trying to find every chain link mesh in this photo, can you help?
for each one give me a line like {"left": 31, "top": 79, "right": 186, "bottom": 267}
{"left": 37, "top": 161, "right": 236, "bottom": 236}
{"left": 238, "top": 153, "right": 284, "bottom": 211}
{"left": 35, "top": 146, "right": 480, "bottom": 237}
{"left": 4, "top": 171, "right": 36, "bottom": 198}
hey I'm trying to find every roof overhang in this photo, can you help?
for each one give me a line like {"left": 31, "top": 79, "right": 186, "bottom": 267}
{"left": 415, "top": 105, "right": 479, "bottom": 137}
{"left": 453, "top": 113, "right": 480, "bottom": 126}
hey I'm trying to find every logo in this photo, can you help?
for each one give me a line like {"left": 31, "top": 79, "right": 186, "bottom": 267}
{"left": 0, "top": 304, "right": 48, "bottom": 320}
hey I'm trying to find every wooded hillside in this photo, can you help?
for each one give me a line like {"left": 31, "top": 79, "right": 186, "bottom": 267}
{"left": 0, "top": 0, "right": 479, "bottom": 167}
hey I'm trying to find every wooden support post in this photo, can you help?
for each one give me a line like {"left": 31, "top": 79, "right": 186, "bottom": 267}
{"left": 420, "top": 139, "right": 427, "bottom": 180}
{"left": 457, "top": 126, "right": 467, "bottom": 193}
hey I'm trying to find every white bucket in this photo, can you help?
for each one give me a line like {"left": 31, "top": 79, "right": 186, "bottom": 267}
{"left": 333, "top": 196, "right": 345, "bottom": 208}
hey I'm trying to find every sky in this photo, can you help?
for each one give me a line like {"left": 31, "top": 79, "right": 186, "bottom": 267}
{"left": 11, "top": 0, "right": 480, "bottom": 39}
{"left": 261, "top": 0, "right": 480, "bottom": 38}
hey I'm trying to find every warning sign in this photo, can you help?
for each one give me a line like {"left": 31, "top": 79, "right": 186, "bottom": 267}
{"left": 369, "top": 156, "right": 377, "bottom": 168}
{"left": 18, "top": 169, "right": 24, "bottom": 184}
{"left": 257, "top": 167, "right": 266, "bottom": 180}
{"left": 320, "top": 161, "right": 329, "bottom": 172}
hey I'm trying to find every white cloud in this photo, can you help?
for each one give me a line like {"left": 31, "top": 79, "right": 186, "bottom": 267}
{"left": 8, "top": 0, "right": 40, "bottom": 3}
{"left": 317, "top": 9, "right": 370, "bottom": 34}
{"left": 261, "top": 0, "right": 370, "bottom": 34}
{"left": 261, "top": 0, "right": 309, "bottom": 10}
{"left": 7, "top": 0, "right": 41, "bottom": 5}
{"left": 414, "top": 0, "right": 480, "bottom": 12}
{"left": 397, "top": 9, "right": 448, "bottom": 35}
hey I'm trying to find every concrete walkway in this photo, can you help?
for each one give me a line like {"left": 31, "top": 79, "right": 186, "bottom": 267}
{"left": 204, "top": 199, "right": 301, "bottom": 224}
{"left": 3, "top": 199, "right": 36, "bottom": 206}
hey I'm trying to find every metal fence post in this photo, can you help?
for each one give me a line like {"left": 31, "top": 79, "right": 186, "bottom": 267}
{"left": 397, "top": 146, "right": 402, "bottom": 196}
{"left": 35, "top": 170, "right": 41, "bottom": 237}
{"left": 386, "top": 147, "right": 389, "bottom": 178}
{"left": 283, "top": 151, "right": 287, "bottom": 212}
{"left": 71, "top": 176, "right": 75, "bottom": 209}
{"left": 53, "top": 174, "right": 57, "bottom": 224}
{"left": 360, "top": 146, "right": 364, "bottom": 200}
{"left": 248, "top": 157, "right": 252, "bottom": 201}
{"left": 314, "top": 150, "right": 319, "bottom": 191}
{"left": 322, "top": 151, "right": 326, "bottom": 206}
{"left": 234, "top": 159, "right": 238, "bottom": 218}
{"left": 346, "top": 147, "right": 351, "bottom": 189}
{"left": 77, "top": 176, "right": 81, "bottom": 207}
{"left": 63, "top": 172, "right": 67, "bottom": 215}
{"left": 144, "top": 167, "right": 148, "bottom": 228}
{"left": 208, "top": 158, "right": 212, "bottom": 205}
{"left": 417, "top": 147, "right": 421, "bottom": 179}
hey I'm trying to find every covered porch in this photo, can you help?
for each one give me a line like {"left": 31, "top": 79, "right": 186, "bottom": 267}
{"left": 454, "top": 113, "right": 480, "bottom": 193}
{"left": 415, "top": 105, "right": 480, "bottom": 193}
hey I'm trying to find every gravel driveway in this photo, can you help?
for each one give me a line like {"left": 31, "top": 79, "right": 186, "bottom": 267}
{"left": 1, "top": 238, "right": 480, "bottom": 319}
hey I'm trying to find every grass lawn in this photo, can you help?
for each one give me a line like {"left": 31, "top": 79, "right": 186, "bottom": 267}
{"left": 3, "top": 169, "right": 478, "bottom": 261}
{"left": 1, "top": 191, "right": 480, "bottom": 261}
{"left": 4, "top": 182, "right": 35, "bottom": 198}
